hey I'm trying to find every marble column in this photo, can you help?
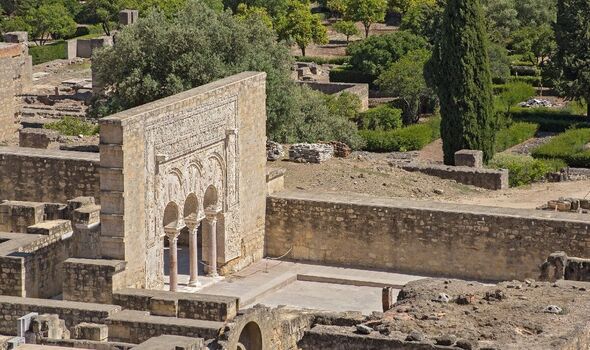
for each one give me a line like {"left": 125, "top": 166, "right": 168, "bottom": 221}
{"left": 185, "top": 215, "right": 203, "bottom": 287}
{"left": 164, "top": 226, "right": 180, "bottom": 292}
{"left": 205, "top": 206, "right": 221, "bottom": 277}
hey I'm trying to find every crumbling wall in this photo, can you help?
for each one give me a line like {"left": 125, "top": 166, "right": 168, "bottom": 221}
{"left": 400, "top": 163, "right": 508, "bottom": 190}
{"left": 540, "top": 252, "right": 590, "bottom": 282}
{"left": 0, "top": 147, "right": 100, "bottom": 203}
{"left": 62, "top": 258, "right": 127, "bottom": 304}
{"left": 266, "top": 191, "right": 590, "bottom": 281}
{"left": 0, "top": 256, "right": 24, "bottom": 296}
{"left": 0, "top": 43, "right": 32, "bottom": 143}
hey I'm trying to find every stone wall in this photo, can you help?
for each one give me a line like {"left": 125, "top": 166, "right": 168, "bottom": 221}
{"left": 265, "top": 191, "right": 590, "bottom": 281}
{"left": 0, "top": 256, "right": 24, "bottom": 296}
{"left": 298, "top": 81, "right": 369, "bottom": 111}
{"left": 401, "top": 164, "right": 508, "bottom": 190}
{"left": 0, "top": 147, "right": 100, "bottom": 203}
{"left": 99, "top": 72, "right": 267, "bottom": 288}
{"left": 63, "top": 258, "right": 128, "bottom": 304}
{"left": 0, "top": 43, "right": 31, "bottom": 143}
{"left": 0, "top": 295, "right": 121, "bottom": 336}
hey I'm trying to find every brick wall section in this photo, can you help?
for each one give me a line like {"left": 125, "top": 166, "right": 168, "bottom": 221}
{"left": 0, "top": 295, "right": 121, "bottom": 335}
{"left": 0, "top": 256, "right": 24, "bottom": 296}
{"left": 0, "top": 43, "right": 32, "bottom": 143}
{"left": 112, "top": 288, "right": 238, "bottom": 322}
{"left": 106, "top": 310, "right": 223, "bottom": 344}
{"left": 0, "top": 147, "right": 100, "bottom": 203}
{"left": 265, "top": 191, "right": 590, "bottom": 281}
{"left": 401, "top": 164, "right": 508, "bottom": 190}
{"left": 63, "top": 258, "right": 127, "bottom": 304}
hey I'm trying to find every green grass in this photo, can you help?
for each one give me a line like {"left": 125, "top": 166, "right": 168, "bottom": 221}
{"left": 489, "top": 154, "right": 566, "bottom": 187}
{"left": 359, "top": 117, "right": 441, "bottom": 152}
{"left": 495, "top": 122, "right": 539, "bottom": 152}
{"left": 44, "top": 116, "right": 99, "bottom": 136}
{"left": 532, "top": 128, "right": 590, "bottom": 167}
{"left": 29, "top": 41, "right": 67, "bottom": 65}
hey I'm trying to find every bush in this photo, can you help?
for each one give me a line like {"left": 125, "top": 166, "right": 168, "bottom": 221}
{"left": 294, "top": 56, "right": 350, "bottom": 65}
{"left": 329, "top": 66, "right": 373, "bottom": 84}
{"left": 29, "top": 41, "right": 67, "bottom": 65}
{"left": 489, "top": 154, "right": 566, "bottom": 187}
{"left": 511, "top": 108, "right": 590, "bottom": 132}
{"left": 495, "top": 82, "right": 536, "bottom": 115}
{"left": 360, "top": 117, "right": 440, "bottom": 152}
{"left": 510, "top": 65, "right": 539, "bottom": 77}
{"left": 495, "top": 122, "right": 539, "bottom": 152}
{"left": 357, "top": 105, "right": 402, "bottom": 130}
{"left": 44, "top": 116, "right": 99, "bottom": 136}
{"left": 532, "top": 128, "right": 590, "bottom": 167}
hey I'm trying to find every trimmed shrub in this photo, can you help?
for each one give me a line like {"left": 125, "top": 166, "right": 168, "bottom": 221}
{"left": 511, "top": 108, "right": 589, "bottom": 132}
{"left": 489, "top": 154, "right": 566, "bottom": 187}
{"left": 357, "top": 105, "right": 403, "bottom": 131}
{"left": 295, "top": 56, "right": 350, "bottom": 65}
{"left": 329, "top": 66, "right": 373, "bottom": 85}
{"left": 495, "top": 122, "right": 539, "bottom": 152}
{"left": 30, "top": 41, "right": 67, "bottom": 65}
{"left": 532, "top": 128, "right": 590, "bottom": 167}
{"left": 360, "top": 117, "right": 440, "bottom": 152}
{"left": 44, "top": 116, "right": 99, "bottom": 136}
{"left": 510, "top": 65, "right": 539, "bottom": 76}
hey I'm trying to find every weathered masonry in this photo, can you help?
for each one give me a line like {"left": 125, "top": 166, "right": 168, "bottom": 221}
{"left": 265, "top": 191, "right": 590, "bottom": 281}
{"left": 98, "top": 72, "right": 268, "bottom": 290}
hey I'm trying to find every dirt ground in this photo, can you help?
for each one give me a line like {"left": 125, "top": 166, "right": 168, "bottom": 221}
{"left": 275, "top": 149, "right": 590, "bottom": 210}
{"left": 372, "top": 278, "right": 590, "bottom": 349}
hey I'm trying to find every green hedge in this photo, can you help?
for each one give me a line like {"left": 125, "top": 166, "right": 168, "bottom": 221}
{"left": 495, "top": 122, "right": 539, "bottom": 152}
{"left": 30, "top": 41, "right": 67, "bottom": 65}
{"left": 511, "top": 108, "right": 590, "bottom": 132}
{"left": 357, "top": 105, "right": 402, "bottom": 131}
{"left": 45, "top": 116, "right": 99, "bottom": 136}
{"left": 360, "top": 117, "right": 440, "bottom": 152}
{"left": 510, "top": 65, "right": 539, "bottom": 76}
{"left": 295, "top": 56, "right": 350, "bottom": 65}
{"left": 532, "top": 128, "right": 590, "bottom": 167}
{"left": 329, "top": 66, "right": 374, "bottom": 85}
{"left": 489, "top": 154, "right": 566, "bottom": 187}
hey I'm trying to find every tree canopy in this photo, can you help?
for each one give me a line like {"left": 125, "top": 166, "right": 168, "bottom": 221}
{"left": 344, "top": 0, "right": 388, "bottom": 37}
{"left": 276, "top": 0, "right": 328, "bottom": 56}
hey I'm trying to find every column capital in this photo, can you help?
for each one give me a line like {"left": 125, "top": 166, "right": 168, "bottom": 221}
{"left": 204, "top": 205, "right": 222, "bottom": 222}
{"left": 164, "top": 221, "right": 183, "bottom": 239}
{"left": 184, "top": 213, "right": 205, "bottom": 231}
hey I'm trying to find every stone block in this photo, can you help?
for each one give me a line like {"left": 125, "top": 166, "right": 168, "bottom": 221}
{"left": 72, "top": 322, "right": 108, "bottom": 341}
{"left": 26, "top": 220, "right": 72, "bottom": 236}
{"left": 454, "top": 149, "right": 483, "bottom": 168}
{"left": 18, "top": 128, "right": 60, "bottom": 149}
{"left": 3, "top": 32, "right": 28, "bottom": 43}
{"left": 67, "top": 39, "right": 77, "bottom": 59}
{"left": 119, "top": 10, "right": 139, "bottom": 25}
{"left": 289, "top": 143, "right": 333, "bottom": 163}
{"left": 149, "top": 297, "right": 178, "bottom": 317}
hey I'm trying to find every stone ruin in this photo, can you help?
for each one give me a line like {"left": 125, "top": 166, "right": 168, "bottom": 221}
{"left": 538, "top": 197, "right": 590, "bottom": 213}
{"left": 288, "top": 143, "right": 334, "bottom": 163}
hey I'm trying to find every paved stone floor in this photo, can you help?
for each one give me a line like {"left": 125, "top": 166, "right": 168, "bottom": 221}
{"left": 194, "top": 259, "right": 425, "bottom": 315}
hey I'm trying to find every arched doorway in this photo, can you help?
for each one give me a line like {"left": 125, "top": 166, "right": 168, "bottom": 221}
{"left": 237, "top": 322, "right": 263, "bottom": 350}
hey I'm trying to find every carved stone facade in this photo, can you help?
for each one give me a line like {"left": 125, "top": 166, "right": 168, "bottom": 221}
{"left": 99, "top": 72, "right": 267, "bottom": 288}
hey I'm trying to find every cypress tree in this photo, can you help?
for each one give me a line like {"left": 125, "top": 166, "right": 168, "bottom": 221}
{"left": 426, "top": 0, "right": 496, "bottom": 164}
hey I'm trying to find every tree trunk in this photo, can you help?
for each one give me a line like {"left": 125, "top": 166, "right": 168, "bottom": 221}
{"left": 587, "top": 99, "right": 590, "bottom": 117}
{"left": 301, "top": 46, "right": 306, "bottom": 56}
{"left": 346, "top": 35, "right": 350, "bottom": 44}
{"left": 364, "top": 23, "right": 370, "bottom": 38}
{"left": 102, "top": 22, "right": 110, "bottom": 36}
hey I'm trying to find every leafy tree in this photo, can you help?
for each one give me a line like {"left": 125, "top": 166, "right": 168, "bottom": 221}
{"left": 426, "top": 0, "right": 496, "bottom": 164}
{"left": 84, "top": 0, "right": 123, "bottom": 36}
{"left": 481, "top": 0, "right": 519, "bottom": 43}
{"left": 276, "top": 0, "right": 328, "bottom": 56}
{"left": 327, "top": 0, "right": 348, "bottom": 17}
{"left": 551, "top": 0, "right": 590, "bottom": 116}
{"left": 511, "top": 24, "right": 556, "bottom": 70}
{"left": 357, "top": 104, "right": 402, "bottom": 130}
{"left": 26, "top": 3, "right": 76, "bottom": 45}
{"left": 496, "top": 82, "right": 535, "bottom": 115}
{"left": 92, "top": 1, "right": 362, "bottom": 146}
{"left": 333, "top": 20, "right": 359, "bottom": 44}
{"left": 377, "top": 49, "right": 434, "bottom": 124}
{"left": 0, "top": 15, "right": 31, "bottom": 33}
{"left": 515, "top": 0, "right": 556, "bottom": 27}
{"left": 345, "top": 0, "right": 388, "bottom": 38}
{"left": 487, "top": 42, "right": 511, "bottom": 81}
{"left": 236, "top": 4, "right": 273, "bottom": 28}
{"left": 347, "top": 30, "right": 429, "bottom": 78}
{"left": 224, "top": 0, "right": 289, "bottom": 19}
{"left": 0, "top": 0, "right": 35, "bottom": 16}
{"left": 400, "top": 0, "right": 444, "bottom": 43}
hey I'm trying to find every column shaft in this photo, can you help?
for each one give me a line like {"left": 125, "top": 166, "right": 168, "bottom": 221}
{"left": 168, "top": 234, "right": 178, "bottom": 292}
{"left": 188, "top": 223, "right": 200, "bottom": 286}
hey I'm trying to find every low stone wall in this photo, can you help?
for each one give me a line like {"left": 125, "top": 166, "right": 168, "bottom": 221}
{"left": 265, "top": 191, "right": 590, "bottom": 281}
{"left": 0, "top": 295, "right": 121, "bottom": 335}
{"left": 401, "top": 164, "right": 508, "bottom": 190}
{"left": 298, "top": 81, "right": 369, "bottom": 111}
{"left": 0, "top": 42, "right": 31, "bottom": 143}
{"left": 0, "top": 256, "right": 24, "bottom": 296}
{"left": 540, "top": 252, "right": 590, "bottom": 282}
{"left": 106, "top": 310, "right": 222, "bottom": 344}
{"left": 63, "top": 258, "right": 128, "bottom": 304}
{"left": 0, "top": 147, "right": 100, "bottom": 203}
{"left": 112, "top": 288, "right": 238, "bottom": 322}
